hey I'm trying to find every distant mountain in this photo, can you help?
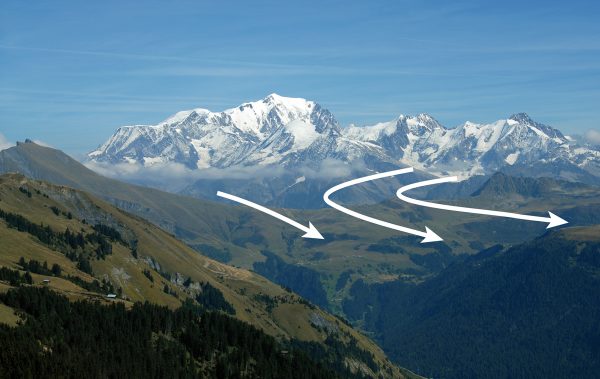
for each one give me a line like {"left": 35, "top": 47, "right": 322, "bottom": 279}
{"left": 87, "top": 94, "right": 407, "bottom": 207}
{"left": 89, "top": 93, "right": 382, "bottom": 169}
{"left": 87, "top": 95, "right": 600, "bottom": 207}
{"left": 347, "top": 112, "right": 600, "bottom": 182}
{"left": 0, "top": 140, "right": 251, "bottom": 241}
{"left": 470, "top": 172, "right": 593, "bottom": 198}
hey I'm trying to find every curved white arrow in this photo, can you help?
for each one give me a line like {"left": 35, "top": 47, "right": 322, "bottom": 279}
{"left": 396, "top": 176, "right": 568, "bottom": 229}
{"left": 217, "top": 191, "right": 324, "bottom": 239}
{"left": 323, "top": 167, "right": 443, "bottom": 243}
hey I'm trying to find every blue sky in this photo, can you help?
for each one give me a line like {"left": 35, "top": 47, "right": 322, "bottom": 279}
{"left": 1, "top": 0, "right": 599, "bottom": 155}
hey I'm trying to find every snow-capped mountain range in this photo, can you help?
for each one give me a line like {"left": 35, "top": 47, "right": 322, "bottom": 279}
{"left": 89, "top": 94, "right": 385, "bottom": 171}
{"left": 345, "top": 111, "right": 600, "bottom": 179}
{"left": 89, "top": 93, "right": 600, "bottom": 184}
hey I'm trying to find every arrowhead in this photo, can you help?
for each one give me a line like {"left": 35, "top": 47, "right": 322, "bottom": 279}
{"left": 302, "top": 222, "right": 324, "bottom": 240}
{"left": 546, "top": 212, "right": 568, "bottom": 229}
{"left": 420, "top": 227, "right": 443, "bottom": 243}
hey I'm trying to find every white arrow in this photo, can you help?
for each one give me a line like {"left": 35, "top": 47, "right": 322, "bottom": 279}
{"left": 216, "top": 191, "right": 324, "bottom": 239}
{"left": 396, "top": 176, "right": 568, "bottom": 229}
{"left": 323, "top": 167, "right": 443, "bottom": 243}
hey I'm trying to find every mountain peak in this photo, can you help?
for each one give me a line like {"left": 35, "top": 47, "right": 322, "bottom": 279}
{"left": 509, "top": 112, "right": 534, "bottom": 124}
{"left": 508, "top": 112, "right": 565, "bottom": 139}
{"left": 89, "top": 93, "right": 341, "bottom": 169}
{"left": 405, "top": 113, "right": 443, "bottom": 134}
{"left": 264, "top": 92, "right": 286, "bottom": 101}
{"left": 259, "top": 93, "right": 314, "bottom": 109}
{"left": 231, "top": 93, "right": 315, "bottom": 118}
{"left": 415, "top": 112, "right": 436, "bottom": 122}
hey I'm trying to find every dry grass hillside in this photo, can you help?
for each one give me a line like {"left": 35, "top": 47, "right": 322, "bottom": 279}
{"left": 0, "top": 173, "right": 415, "bottom": 379}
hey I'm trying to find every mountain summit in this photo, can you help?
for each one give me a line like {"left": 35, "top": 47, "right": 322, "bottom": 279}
{"left": 89, "top": 93, "right": 344, "bottom": 169}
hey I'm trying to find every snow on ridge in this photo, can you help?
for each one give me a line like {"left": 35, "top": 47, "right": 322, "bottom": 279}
{"left": 505, "top": 152, "right": 520, "bottom": 165}
{"left": 284, "top": 119, "right": 320, "bottom": 150}
{"left": 343, "top": 119, "right": 399, "bottom": 141}
{"left": 526, "top": 124, "right": 550, "bottom": 139}
{"left": 160, "top": 108, "right": 210, "bottom": 126}
{"left": 88, "top": 96, "right": 600, "bottom": 182}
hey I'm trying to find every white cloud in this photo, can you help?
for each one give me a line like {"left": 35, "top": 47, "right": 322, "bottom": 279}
{"left": 584, "top": 129, "right": 600, "bottom": 145}
{"left": 85, "top": 161, "right": 197, "bottom": 192}
{"left": 0, "top": 133, "right": 13, "bottom": 151}
{"left": 297, "top": 158, "right": 359, "bottom": 179}
{"left": 32, "top": 139, "right": 53, "bottom": 148}
{"left": 84, "top": 158, "right": 356, "bottom": 193}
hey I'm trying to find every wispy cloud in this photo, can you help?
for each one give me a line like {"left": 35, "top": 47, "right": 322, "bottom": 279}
{"left": 85, "top": 161, "right": 203, "bottom": 192}
{"left": 0, "top": 87, "right": 229, "bottom": 106}
{"left": 128, "top": 64, "right": 502, "bottom": 79}
{"left": 585, "top": 129, "right": 600, "bottom": 144}
{"left": 0, "top": 44, "right": 191, "bottom": 62}
{"left": 84, "top": 158, "right": 355, "bottom": 192}
{"left": 32, "top": 139, "right": 53, "bottom": 148}
{"left": 0, "top": 133, "right": 13, "bottom": 151}
{"left": 0, "top": 44, "right": 534, "bottom": 79}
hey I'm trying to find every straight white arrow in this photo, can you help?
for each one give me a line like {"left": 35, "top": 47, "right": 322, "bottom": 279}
{"left": 396, "top": 176, "right": 568, "bottom": 229}
{"left": 216, "top": 191, "right": 324, "bottom": 239}
{"left": 323, "top": 167, "right": 443, "bottom": 243}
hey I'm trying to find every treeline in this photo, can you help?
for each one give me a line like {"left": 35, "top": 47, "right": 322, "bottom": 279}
{"left": 193, "top": 243, "right": 232, "bottom": 263}
{"left": 0, "top": 208, "right": 69, "bottom": 247}
{"left": 18, "top": 257, "right": 61, "bottom": 276}
{"left": 16, "top": 257, "right": 115, "bottom": 294}
{"left": 0, "top": 286, "right": 352, "bottom": 379}
{"left": 0, "top": 267, "right": 32, "bottom": 286}
{"left": 194, "top": 281, "right": 235, "bottom": 315}
{"left": 0, "top": 208, "right": 120, "bottom": 274}
{"left": 167, "top": 277, "right": 235, "bottom": 314}
{"left": 253, "top": 251, "right": 329, "bottom": 309}
{"left": 92, "top": 223, "right": 126, "bottom": 245}
{"left": 290, "top": 332, "right": 382, "bottom": 378}
{"left": 18, "top": 187, "right": 32, "bottom": 198}
{"left": 50, "top": 205, "right": 72, "bottom": 219}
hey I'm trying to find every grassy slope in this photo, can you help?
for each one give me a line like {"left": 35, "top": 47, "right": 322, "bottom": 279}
{"left": 563, "top": 225, "right": 600, "bottom": 241}
{"left": 0, "top": 173, "right": 410, "bottom": 379}
{"left": 0, "top": 303, "right": 19, "bottom": 326}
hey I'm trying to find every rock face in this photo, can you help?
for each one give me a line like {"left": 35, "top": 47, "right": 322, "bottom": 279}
{"left": 88, "top": 94, "right": 600, "bottom": 207}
